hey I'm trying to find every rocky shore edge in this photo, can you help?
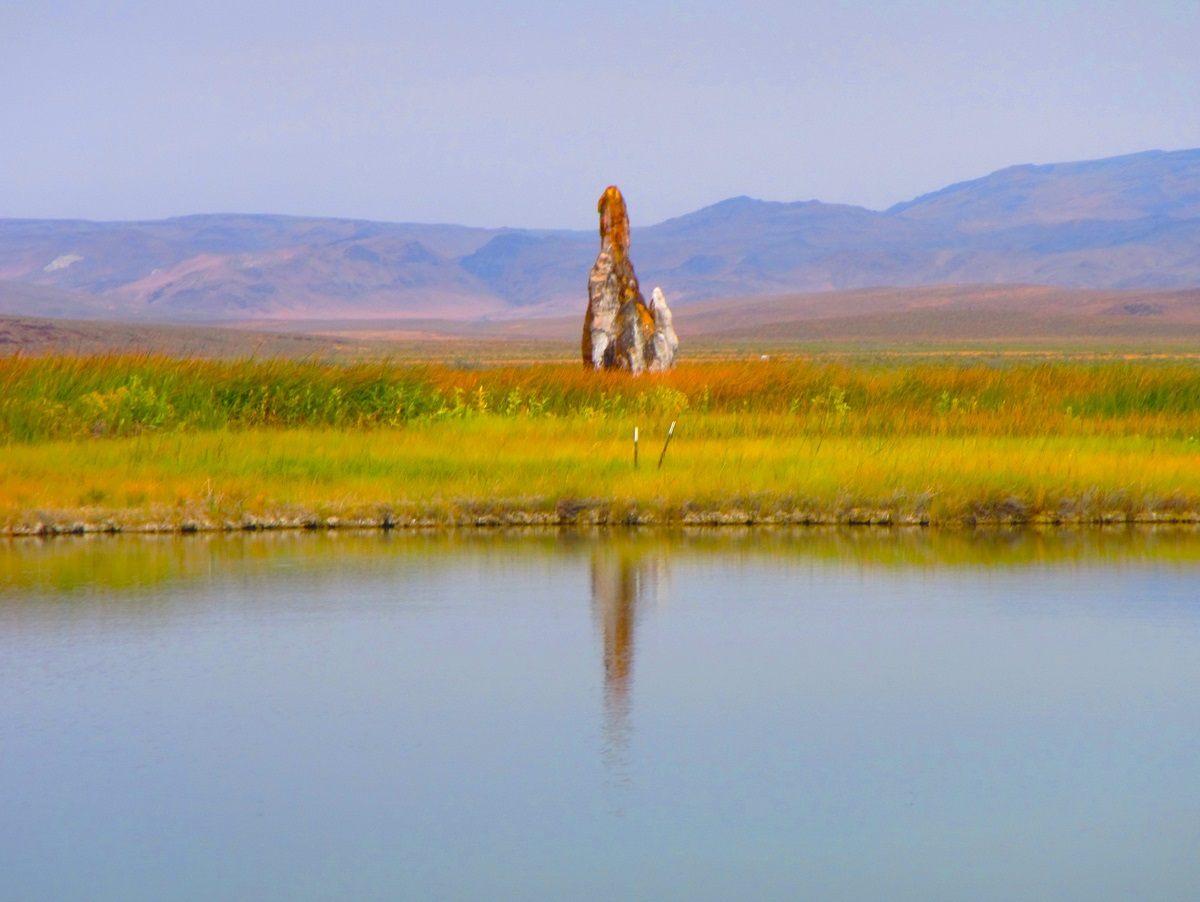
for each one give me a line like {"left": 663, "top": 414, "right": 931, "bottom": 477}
{"left": 7, "top": 497, "right": 1200, "bottom": 536}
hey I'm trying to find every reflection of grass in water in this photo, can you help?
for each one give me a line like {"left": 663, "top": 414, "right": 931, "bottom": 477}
{"left": 593, "top": 525, "right": 1200, "bottom": 570}
{"left": 0, "top": 535, "right": 183, "bottom": 594}
{"left": 5, "top": 527, "right": 1200, "bottom": 598}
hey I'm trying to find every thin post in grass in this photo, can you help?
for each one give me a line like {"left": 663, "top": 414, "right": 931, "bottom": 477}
{"left": 633, "top": 426, "right": 639, "bottom": 468}
{"left": 657, "top": 420, "right": 676, "bottom": 470}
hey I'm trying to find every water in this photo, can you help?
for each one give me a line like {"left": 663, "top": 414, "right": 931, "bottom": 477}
{"left": 2, "top": 529, "right": 1199, "bottom": 900}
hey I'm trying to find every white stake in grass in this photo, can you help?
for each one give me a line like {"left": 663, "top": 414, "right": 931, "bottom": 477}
{"left": 633, "top": 426, "right": 639, "bottom": 468}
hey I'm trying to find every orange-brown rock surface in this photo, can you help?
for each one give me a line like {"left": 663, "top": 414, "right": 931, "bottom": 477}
{"left": 582, "top": 186, "right": 678, "bottom": 372}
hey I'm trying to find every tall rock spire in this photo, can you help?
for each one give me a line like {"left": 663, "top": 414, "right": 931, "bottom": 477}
{"left": 582, "top": 186, "right": 678, "bottom": 372}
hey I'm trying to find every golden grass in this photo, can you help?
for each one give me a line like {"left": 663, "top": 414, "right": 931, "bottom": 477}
{"left": 2, "top": 420, "right": 1198, "bottom": 529}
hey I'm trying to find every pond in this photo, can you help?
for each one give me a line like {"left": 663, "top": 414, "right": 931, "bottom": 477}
{"left": 2, "top": 529, "right": 1198, "bottom": 900}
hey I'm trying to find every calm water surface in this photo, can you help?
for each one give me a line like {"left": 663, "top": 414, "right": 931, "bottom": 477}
{"left": 1, "top": 529, "right": 1199, "bottom": 900}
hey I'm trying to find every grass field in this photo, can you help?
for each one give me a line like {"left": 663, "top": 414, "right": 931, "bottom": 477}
{"left": 4, "top": 353, "right": 1200, "bottom": 531}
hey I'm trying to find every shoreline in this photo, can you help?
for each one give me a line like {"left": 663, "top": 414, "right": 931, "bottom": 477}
{"left": 8, "top": 502, "right": 1200, "bottom": 537}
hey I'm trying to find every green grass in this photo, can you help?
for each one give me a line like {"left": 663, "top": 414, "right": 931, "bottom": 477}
{"left": 7, "top": 353, "right": 1200, "bottom": 440}
{"left": 5, "top": 354, "right": 1200, "bottom": 530}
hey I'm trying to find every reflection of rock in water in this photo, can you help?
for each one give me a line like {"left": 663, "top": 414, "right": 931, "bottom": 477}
{"left": 590, "top": 547, "right": 668, "bottom": 774}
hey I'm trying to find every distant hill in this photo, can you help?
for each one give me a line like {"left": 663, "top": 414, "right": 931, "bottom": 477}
{"left": 674, "top": 284, "right": 1200, "bottom": 344}
{"left": 249, "top": 285, "right": 1200, "bottom": 350}
{"left": 888, "top": 149, "right": 1200, "bottom": 228}
{"left": 0, "top": 217, "right": 510, "bottom": 321}
{"left": 1, "top": 148, "right": 1197, "bottom": 322}
{"left": 0, "top": 313, "right": 358, "bottom": 358}
{"left": 0, "top": 280, "right": 125, "bottom": 319}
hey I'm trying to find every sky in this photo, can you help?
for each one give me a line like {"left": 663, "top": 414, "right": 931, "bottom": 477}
{"left": 2, "top": 0, "right": 1198, "bottom": 229}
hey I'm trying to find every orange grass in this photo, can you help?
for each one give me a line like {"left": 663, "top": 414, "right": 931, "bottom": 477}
{"left": 4, "top": 354, "right": 1200, "bottom": 440}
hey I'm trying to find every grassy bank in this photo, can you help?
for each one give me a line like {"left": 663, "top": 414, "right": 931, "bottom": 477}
{"left": 4, "top": 354, "right": 1200, "bottom": 531}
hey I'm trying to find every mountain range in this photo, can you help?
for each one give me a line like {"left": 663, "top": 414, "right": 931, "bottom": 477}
{"left": 1, "top": 148, "right": 1197, "bottom": 323}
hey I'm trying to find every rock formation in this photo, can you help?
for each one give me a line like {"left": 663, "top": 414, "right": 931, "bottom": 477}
{"left": 582, "top": 186, "right": 677, "bottom": 372}
{"left": 648, "top": 287, "right": 678, "bottom": 373}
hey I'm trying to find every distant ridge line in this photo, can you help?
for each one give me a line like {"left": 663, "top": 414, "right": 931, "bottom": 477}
{"left": 1, "top": 147, "right": 1198, "bottom": 323}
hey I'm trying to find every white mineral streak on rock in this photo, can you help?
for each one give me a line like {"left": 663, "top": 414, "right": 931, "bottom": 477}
{"left": 586, "top": 246, "right": 620, "bottom": 369}
{"left": 648, "top": 286, "right": 679, "bottom": 372}
{"left": 616, "top": 295, "right": 649, "bottom": 375}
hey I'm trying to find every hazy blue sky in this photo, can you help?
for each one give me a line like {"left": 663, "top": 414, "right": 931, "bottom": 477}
{"left": 2, "top": 1, "right": 1197, "bottom": 228}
